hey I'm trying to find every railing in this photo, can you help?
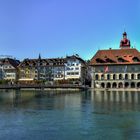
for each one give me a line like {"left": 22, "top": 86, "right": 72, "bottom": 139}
{"left": 94, "top": 79, "right": 140, "bottom": 81}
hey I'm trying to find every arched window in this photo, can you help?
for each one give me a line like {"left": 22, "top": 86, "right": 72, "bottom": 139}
{"left": 131, "top": 74, "right": 135, "bottom": 80}
{"left": 125, "top": 82, "right": 129, "bottom": 88}
{"left": 101, "top": 83, "right": 105, "bottom": 88}
{"left": 106, "top": 83, "right": 111, "bottom": 88}
{"left": 138, "top": 74, "right": 140, "bottom": 79}
{"left": 101, "top": 74, "right": 104, "bottom": 80}
{"left": 119, "top": 74, "right": 123, "bottom": 80}
{"left": 137, "top": 82, "right": 140, "bottom": 88}
{"left": 113, "top": 74, "right": 116, "bottom": 80}
{"left": 131, "top": 82, "right": 135, "bottom": 88}
{"left": 95, "top": 74, "right": 99, "bottom": 80}
{"left": 125, "top": 74, "right": 128, "bottom": 80}
{"left": 118, "top": 82, "right": 123, "bottom": 88}
{"left": 107, "top": 74, "right": 110, "bottom": 80}
{"left": 112, "top": 82, "right": 117, "bottom": 88}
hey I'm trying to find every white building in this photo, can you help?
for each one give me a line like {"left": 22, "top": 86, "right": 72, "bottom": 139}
{"left": 0, "top": 58, "right": 20, "bottom": 81}
{"left": 65, "top": 55, "right": 86, "bottom": 84}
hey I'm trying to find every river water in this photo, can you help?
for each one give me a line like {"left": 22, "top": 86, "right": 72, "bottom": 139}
{"left": 0, "top": 90, "right": 140, "bottom": 140}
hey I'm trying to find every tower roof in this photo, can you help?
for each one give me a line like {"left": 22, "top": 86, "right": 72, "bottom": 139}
{"left": 123, "top": 32, "right": 127, "bottom": 36}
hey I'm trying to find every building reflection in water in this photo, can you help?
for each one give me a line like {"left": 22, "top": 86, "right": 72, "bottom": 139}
{"left": 0, "top": 90, "right": 82, "bottom": 112}
{"left": 91, "top": 90, "right": 140, "bottom": 111}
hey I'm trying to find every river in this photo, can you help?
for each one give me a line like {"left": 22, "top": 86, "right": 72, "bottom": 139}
{"left": 0, "top": 89, "right": 140, "bottom": 140}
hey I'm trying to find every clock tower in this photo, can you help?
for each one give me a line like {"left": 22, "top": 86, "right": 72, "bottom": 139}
{"left": 120, "top": 32, "right": 131, "bottom": 49}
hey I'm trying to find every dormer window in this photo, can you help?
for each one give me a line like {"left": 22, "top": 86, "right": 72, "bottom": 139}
{"left": 118, "top": 58, "right": 128, "bottom": 62}
{"left": 133, "top": 57, "right": 140, "bottom": 62}
{"left": 106, "top": 58, "right": 115, "bottom": 63}
{"left": 96, "top": 58, "right": 105, "bottom": 63}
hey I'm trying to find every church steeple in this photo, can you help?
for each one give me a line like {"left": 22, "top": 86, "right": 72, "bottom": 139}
{"left": 38, "top": 53, "right": 41, "bottom": 60}
{"left": 120, "top": 32, "right": 131, "bottom": 49}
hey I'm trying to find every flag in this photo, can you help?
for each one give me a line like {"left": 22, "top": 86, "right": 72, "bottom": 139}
{"left": 124, "top": 66, "right": 127, "bottom": 73}
{"left": 104, "top": 66, "right": 109, "bottom": 73}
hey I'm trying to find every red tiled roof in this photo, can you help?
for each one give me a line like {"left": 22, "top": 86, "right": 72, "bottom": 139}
{"left": 90, "top": 48, "right": 140, "bottom": 65}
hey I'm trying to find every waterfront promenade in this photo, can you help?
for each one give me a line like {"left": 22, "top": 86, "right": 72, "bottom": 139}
{"left": 0, "top": 84, "right": 89, "bottom": 90}
{"left": 93, "top": 88, "right": 140, "bottom": 91}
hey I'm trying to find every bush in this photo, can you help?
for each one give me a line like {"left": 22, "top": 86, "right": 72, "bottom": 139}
{"left": 0, "top": 80, "right": 11, "bottom": 85}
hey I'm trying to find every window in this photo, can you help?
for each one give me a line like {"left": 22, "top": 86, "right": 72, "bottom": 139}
{"left": 112, "top": 83, "right": 117, "bottom": 88}
{"left": 131, "top": 74, "right": 135, "bottom": 80}
{"left": 113, "top": 74, "right": 116, "bottom": 80}
{"left": 133, "top": 57, "right": 140, "bottom": 62}
{"left": 125, "top": 74, "right": 128, "bottom": 80}
{"left": 101, "top": 74, "right": 104, "bottom": 80}
{"left": 67, "top": 72, "right": 71, "bottom": 75}
{"left": 106, "top": 83, "right": 111, "bottom": 88}
{"left": 95, "top": 74, "right": 99, "bottom": 80}
{"left": 138, "top": 74, "right": 140, "bottom": 79}
{"left": 118, "top": 58, "right": 127, "bottom": 62}
{"left": 101, "top": 83, "right": 105, "bottom": 88}
{"left": 119, "top": 74, "right": 123, "bottom": 80}
{"left": 75, "top": 72, "right": 79, "bottom": 75}
{"left": 67, "top": 67, "right": 70, "bottom": 70}
{"left": 107, "top": 74, "right": 110, "bottom": 80}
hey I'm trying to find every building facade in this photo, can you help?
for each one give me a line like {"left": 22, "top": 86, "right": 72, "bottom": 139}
{"left": 0, "top": 58, "right": 20, "bottom": 81}
{"left": 90, "top": 32, "right": 140, "bottom": 89}
{"left": 65, "top": 55, "right": 86, "bottom": 84}
{"left": 18, "top": 55, "right": 86, "bottom": 85}
{"left": 18, "top": 59, "right": 37, "bottom": 82}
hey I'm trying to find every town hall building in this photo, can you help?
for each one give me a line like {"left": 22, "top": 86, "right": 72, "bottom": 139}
{"left": 90, "top": 32, "right": 140, "bottom": 89}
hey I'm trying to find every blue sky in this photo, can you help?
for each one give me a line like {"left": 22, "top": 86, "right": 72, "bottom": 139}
{"left": 0, "top": 0, "right": 139, "bottom": 60}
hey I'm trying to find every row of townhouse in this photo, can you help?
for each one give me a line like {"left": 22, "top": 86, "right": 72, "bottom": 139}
{"left": 18, "top": 55, "right": 86, "bottom": 84}
{"left": 0, "top": 55, "right": 87, "bottom": 85}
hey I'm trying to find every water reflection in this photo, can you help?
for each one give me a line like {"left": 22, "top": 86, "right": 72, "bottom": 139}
{"left": 91, "top": 90, "right": 140, "bottom": 103}
{"left": 90, "top": 90, "right": 140, "bottom": 140}
{"left": 0, "top": 90, "right": 140, "bottom": 139}
{"left": 0, "top": 90, "right": 82, "bottom": 111}
{"left": 1, "top": 89, "right": 140, "bottom": 111}
{"left": 91, "top": 90, "right": 140, "bottom": 112}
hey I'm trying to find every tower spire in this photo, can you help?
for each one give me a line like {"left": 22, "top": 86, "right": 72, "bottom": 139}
{"left": 38, "top": 53, "right": 41, "bottom": 60}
